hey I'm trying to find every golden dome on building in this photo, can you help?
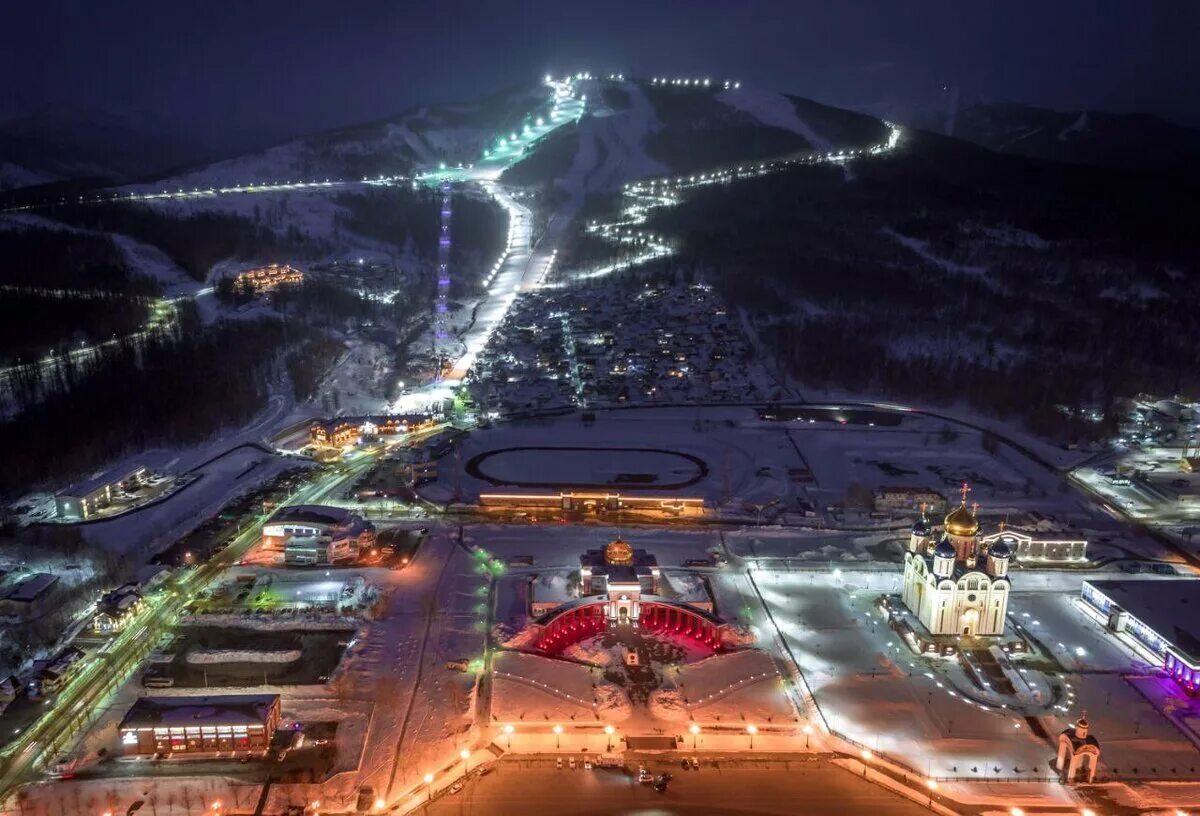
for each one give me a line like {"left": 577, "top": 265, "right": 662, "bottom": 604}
{"left": 944, "top": 504, "right": 979, "bottom": 538}
{"left": 604, "top": 537, "right": 634, "bottom": 566}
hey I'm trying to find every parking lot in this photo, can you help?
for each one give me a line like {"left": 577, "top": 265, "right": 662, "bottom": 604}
{"left": 424, "top": 755, "right": 931, "bottom": 815}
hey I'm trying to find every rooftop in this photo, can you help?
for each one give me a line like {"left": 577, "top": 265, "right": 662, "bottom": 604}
{"left": 0, "top": 573, "right": 59, "bottom": 603}
{"left": 269, "top": 505, "right": 355, "bottom": 526}
{"left": 62, "top": 464, "right": 146, "bottom": 499}
{"left": 119, "top": 694, "right": 280, "bottom": 729}
{"left": 1085, "top": 579, "right": 1200, "bottom": 664}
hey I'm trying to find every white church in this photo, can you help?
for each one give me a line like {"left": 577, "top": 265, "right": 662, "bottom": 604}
{"left": 901, "top": 484, "right": 1012, "bottom": 637}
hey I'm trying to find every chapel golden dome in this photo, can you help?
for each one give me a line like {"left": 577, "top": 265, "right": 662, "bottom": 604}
{"left": 604, "top": 537, "right": 634, "bottom": 566}
{"left": 944, "top": 503, "right": 979, "bottom": 537}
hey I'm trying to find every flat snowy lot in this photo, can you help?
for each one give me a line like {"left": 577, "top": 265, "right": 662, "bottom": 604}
{"left": 471, "top": 447, "right": 703, "bottom": 487}
{"left": 454, "top": 408, "right": 798, "bottom": 503}
{"left": 753, "top": 573, "right": 1200, "bottom": 780}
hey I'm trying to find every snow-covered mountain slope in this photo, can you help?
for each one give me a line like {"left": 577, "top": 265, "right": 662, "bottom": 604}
{"left": 501, "top": 79, "right": 894, "bottom": 192}
{"left": 128, "top": 84, "right": 550, "bottom": 193}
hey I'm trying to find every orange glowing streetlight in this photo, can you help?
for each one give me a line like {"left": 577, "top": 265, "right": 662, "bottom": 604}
{"left": 746, "top": 724, "right": 757, "bottom": 750}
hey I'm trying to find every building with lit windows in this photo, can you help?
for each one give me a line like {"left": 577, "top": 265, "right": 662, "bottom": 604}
{"left": 1081, "top": 579, "right": 1200, "bottom": 695}
{"left": 55, "top": 465, "right": 148, "bottom": 520}
{"left": 530, "top": 537, "right": 728, "bottom": 653}
{"left": 118, "top": 694, "right": 281, "bottom": 756}
{"left": 901, "top": 484, "right": 1011, "bottom": 637}
{"left": 978, "top": 528, "right": 1087, "bottom": 563}
{"left": 262, "top": 505, "right": 376, "bottom": 564}
{"left": 93, "top": 583, "right": 143, "bottom": 633}
{"left": 235, "top": 263, "right": 303, "bottom": 293}
{"left": 309, "top": 414, "right": 438, "bottom": 448}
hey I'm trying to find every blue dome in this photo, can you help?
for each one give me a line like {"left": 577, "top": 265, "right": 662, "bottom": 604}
{"left": 989, "top": 537, "right": 1013, "bottom": 559}
{"left": 912, "top": 517, "right": 930, "bottom": 535}
{"left": 933, "top": 538, "right": 957, "bottom": 559}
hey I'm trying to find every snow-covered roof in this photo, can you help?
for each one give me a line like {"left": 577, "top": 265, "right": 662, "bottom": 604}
{"left": 269, "top": 505, "right": 355, "bottom": 526}
{"left": 119, "top": 694, "right": 280, "bottom": 729}
{"left": 0, "top": 572, "right": 59, "bottom": 603}
{"left": 1085, "top": 579, "right": 1200, "bottom": 664}
{"left": 61, "top": 464, "right": 147, "bottom": 499}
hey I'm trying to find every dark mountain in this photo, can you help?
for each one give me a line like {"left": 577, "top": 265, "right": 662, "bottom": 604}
{"left": 0, "top": 107, "right": 225, "bottom": 189}
{"left": 933, "top": 102, "right": 1200, "bottom": 174}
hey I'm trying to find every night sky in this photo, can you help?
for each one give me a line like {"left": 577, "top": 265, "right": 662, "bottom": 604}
{"left": 7, "top": 0, "right": 1199, "bottom": 150}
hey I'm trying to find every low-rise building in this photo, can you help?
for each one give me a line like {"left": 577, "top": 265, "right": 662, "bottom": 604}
{"left": 309, "top": 414, "right": 438, "bottom": 448}
{"left": 1081, "top": 579, "right": 1200, "bottom": 694}
{"left": 32, "top": 647, "right": 85, "bottom": 697}
{"left": 55, "top": 465, "right": 148, "bottom": 520}
{"left": 94, "top": 583, "right": 143, "bottom": 633}
{"left": 0, "top": 572, "right": 61, "bottom": 617}
{"left": 118, "top": 694, "right": 282, "bottom": 756}
{"left": 236, "top": 263, "right": 303, "bottom": 293}
{"left": 874, "top": 487, "right": 947, "bottom": 515}
{"left": 262, "top": 505, "right": 376, "bottom": 565}
{"left": 979, "top": 529, "right": 1087, "bottom": 563}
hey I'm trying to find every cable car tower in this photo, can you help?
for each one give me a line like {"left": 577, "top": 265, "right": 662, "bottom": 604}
{"left": 435, "top": 179, "right": 453, "bottom": 378}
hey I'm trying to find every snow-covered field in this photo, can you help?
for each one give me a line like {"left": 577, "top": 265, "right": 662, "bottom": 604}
{"left": 751, "top": 570, "right": 1200, "bottom": 782}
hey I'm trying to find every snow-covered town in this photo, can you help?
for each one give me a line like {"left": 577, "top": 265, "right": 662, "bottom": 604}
{"left": 3, "top": 6, "right": 1200, "bottom": 814}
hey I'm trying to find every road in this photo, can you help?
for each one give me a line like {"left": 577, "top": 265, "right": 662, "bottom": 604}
{"left": 423, "top": 756, "right": 933, "bottom": 816}
{"left": 0, "top": 451, "right": 376, "bottom": 800}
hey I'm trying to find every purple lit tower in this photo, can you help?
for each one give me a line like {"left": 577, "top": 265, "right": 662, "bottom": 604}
{"left": 435, "top": 179, "right": 453, "bottom": 377}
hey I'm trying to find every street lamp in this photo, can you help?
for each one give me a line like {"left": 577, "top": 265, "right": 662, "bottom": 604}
{"left": 503, "top": 723, "right": 514, "bottom": 749}
{"left": 802, "top": 723, "right": 813, "bottom": 749}
{"left": 373, "top": 798, "right": 386, "bottom": 812}
{"left": 553, "top": 724, "right": 563, "bottom": 749}
{"left": 689, "top": 723, "right": 700, "bottom": 750}
{"left": 424, "top": 773, "right": 435, "bottom": 802}
{"left": 605, "top": 724, "right": 615, "bottom": 751}
{"left": 1010, "top": 809, "right": 1024, "bottom": 816}
{"left": 460, "top": 748, "right": 471, "bottom": 774}
{"left": 926, "top": 779, "right": 938, "bottom": 808}
{"left": 746, "top": 724, "right": 757, "bottom": 750}
{"left": 860, "top": 749, "right": 872, "bottom": 776}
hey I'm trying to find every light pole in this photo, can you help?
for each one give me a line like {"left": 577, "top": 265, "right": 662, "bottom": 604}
{"left": 424, "top": 773, "right": 434, "bottom": 802}
{"left": 373, "top": 797, "right": 386, "bottom": 813}
{"left": 689, "top": 723, "right": 700, "bottom": 750}
{"left": 926, "top": 779, "right": 937, "bottom": 809}
{"left": 746, "top": 724, "right": 757, "bottom": 750}
{"left": 460, "top": 748, "right": 471, "bottom": 775}
{"left": 861, "top": 749, "right": 872, "bottom": 776}
{"left": 503, "top": 723, "right": 514, "bottom": 750}
{"left": 553, "top": 724, "right": 563, "bottom": 749}
{"left": 605, "top": 725, "right": 615, "bottom": 751}
{"left": 802, "top": 724, "right": 813, "bottom": 749}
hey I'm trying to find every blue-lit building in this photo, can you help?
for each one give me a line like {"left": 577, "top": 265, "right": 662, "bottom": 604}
{"left": 1081, "top": 579, "right": 1200, "bottom": 693}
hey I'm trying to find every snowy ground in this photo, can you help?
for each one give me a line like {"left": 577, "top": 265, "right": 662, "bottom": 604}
{"left": 749, "top": 570, "right": 1200, "bottom": 782}
{"left": 79, "top": 444, "right": 300, "bottom": 560}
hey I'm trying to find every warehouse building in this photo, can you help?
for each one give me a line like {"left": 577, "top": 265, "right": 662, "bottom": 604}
{"left": 118, "top": 694, "right": 282, "bottom": 756}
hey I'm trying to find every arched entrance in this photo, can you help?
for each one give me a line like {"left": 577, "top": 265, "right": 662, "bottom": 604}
{"left": 960, "top": 608, "right": 979, "bottom": 636}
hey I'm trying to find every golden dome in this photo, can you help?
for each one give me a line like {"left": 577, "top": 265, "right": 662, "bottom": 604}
{"left": 604, "top": 537, "right": 634, "bottom": 566}
{"left": 944, "top": 504, "right": 979, "bottom": 537}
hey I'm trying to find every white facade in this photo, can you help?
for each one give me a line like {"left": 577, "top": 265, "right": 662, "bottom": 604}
{"left": 901, "top": 500, "right": 1011, "bottom": 637}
